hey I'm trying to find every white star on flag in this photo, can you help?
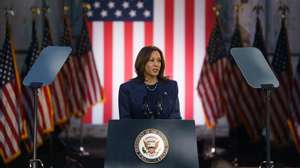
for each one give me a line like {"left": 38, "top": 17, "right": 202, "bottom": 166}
{"left": 122, "top": 1, "right": 129, "bottom": 9}
{"left": 94, "top": 1, "right": 100, "bottom": 8}
{"left": 115, "top": 10, "right": 122, "bottom": 17}
{"left": 108, "top": 1, "right": 115, "bottom": 9}
{"left": 136, "top": 1, "right": 144, "bottom": 9}
{"left": 129, "top": 10, "right": 136, "bottom": 17}
{"left": 101, "top": 10, "right": 108, "bottom": 17}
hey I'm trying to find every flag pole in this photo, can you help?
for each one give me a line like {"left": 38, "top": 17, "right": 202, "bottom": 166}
{"left": 78, "top": 118, "right": 89, "bottom": 156}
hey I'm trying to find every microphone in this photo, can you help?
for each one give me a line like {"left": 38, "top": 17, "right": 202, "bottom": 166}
{"left": 156, "top": 95, "right": 163, "bottom": 118}
{"left": 143, "top": 95, "right": 153, "bottom": 119}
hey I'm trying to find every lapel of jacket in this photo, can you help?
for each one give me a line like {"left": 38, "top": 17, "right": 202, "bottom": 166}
{"left": 131, "top": 79, "right": 147, "bottom": 110}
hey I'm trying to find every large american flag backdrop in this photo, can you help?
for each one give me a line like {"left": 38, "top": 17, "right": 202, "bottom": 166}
{"left": 83, "top": 0, "right": 213, "bottom": 125}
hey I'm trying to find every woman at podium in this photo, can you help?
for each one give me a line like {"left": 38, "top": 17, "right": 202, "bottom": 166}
{"left": 118, "top": 46, "right": 181, "bottom": 119}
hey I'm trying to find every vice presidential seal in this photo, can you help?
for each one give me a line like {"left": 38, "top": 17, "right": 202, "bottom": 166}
{"left": 134, "top": 128, "right": 169, "bottom": 163}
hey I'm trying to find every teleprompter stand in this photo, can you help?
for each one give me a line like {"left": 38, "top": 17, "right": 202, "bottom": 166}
{"left": 231, "top": 47, "right": 279, "bottom": 168}
{"left": 23, "top": 46, "right": 72, "bottom": 168}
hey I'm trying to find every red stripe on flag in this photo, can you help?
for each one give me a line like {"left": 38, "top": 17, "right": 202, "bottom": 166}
{"left": 185, "top": 0, "right": 194, "bottom": 119}
{"left": 145, "top": 22, "right": 153, "bottom": 45}
{"left": 124, "top": 22, "right": 133, "bottom": 81}
{"left": 103, "top": 22, "right": 113, "bottom": 123}
{"left": 164, "top": 0, "right": 174, "bottom": 77}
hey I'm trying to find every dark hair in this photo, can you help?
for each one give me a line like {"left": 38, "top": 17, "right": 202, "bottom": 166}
{"left": 134, "top": 46, "right": 167, "bottom": 81}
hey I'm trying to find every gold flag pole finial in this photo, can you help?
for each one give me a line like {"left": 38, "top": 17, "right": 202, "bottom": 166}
{"left": 82, "top": 3, "right": 92, "bottom": 18}
{"left": 82, "top": 3, "right": 91, "bottom": 11}
{"left": 234, "top": 2, "right": 243, "bottom": 24}
{"left": 42, "top": 6, "right": 50, "bottom": 14}
{"left": 234, "top": 2, "right": 243, "bottom": 14}
{"left": 253, "top": 4, "right": 263, "bottom": 16}
{"left": 64, "top": 5, "right": 70, "bottom": 15}
{"left": 31, "top": 7, "right": 41, "bottom": 16}
{"left": 278, "top": 2, "right": 289, "bottom": 19}
{"left": 212, "top": 4, "right": 221, "bottom": 17}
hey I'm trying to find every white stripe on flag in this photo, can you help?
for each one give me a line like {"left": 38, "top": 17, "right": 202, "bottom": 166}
{"left": 112, "top": 22, "right": 125, "bottom": 120}
{"left": 92, "top": 22, "right": 104, "bottom": 124}
{"left": 133, "top": 22, "right": 145, "bottom": 77}
{"left": 173, "top": 0, "right": 186, "bottom": 119}
{"left": 153, "top": 0, "right": 165, "bottom": 53}
{"left": 193, "top": 0, "right": 206, "bottom": 124}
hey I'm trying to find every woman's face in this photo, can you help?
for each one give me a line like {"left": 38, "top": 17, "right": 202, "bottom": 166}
{"left": 144, "top": 50, "right": 161, "bottom": 79}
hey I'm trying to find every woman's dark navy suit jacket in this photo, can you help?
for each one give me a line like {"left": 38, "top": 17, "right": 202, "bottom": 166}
{"left": 118, "top": 78, "right": 181, "bottom": 119}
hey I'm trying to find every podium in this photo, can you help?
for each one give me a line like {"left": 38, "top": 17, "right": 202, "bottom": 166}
{"left": 105, "top": 120, "right": 199, "bottom": 168}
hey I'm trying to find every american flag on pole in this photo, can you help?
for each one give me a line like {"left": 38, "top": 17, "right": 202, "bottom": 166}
{"left": 75, "top": 16, "right": 104, "bottom": 120}
{"left": 41, "top": 15, "right": 69, "bottom": 125}
{"left": 22, "top": 16, "right": 54, "bottom": 134}
{"left": 60, "top": 15, "right": 89, "bottom": 117}
{"left": 84, "top": 0, "right": 207, "bottom": 124}
{"left": 253, "top": 16, "right": 268, "bottom": 62}
{"left": 21, "top": 19, "right": 43, "bottom": 151}
{"left": 221, "top": 17, "right": 244, "bottom": 129}
{"left": 58, "top": 15, "right": 76, "bottom": 121}
{"left": 223, "top": 13, "right": 262, "bottom": 141}
{"left": 270, "top": 17, "right": 292, "bottom": 144}
{"left": 197, "top": 7, "right": 227, "bottom": 128}
{"left": 77, "top": 17, "right": 103, "bottom": 106}
{"left": 0, "top": 20, "right": 22, "bottom": 163}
